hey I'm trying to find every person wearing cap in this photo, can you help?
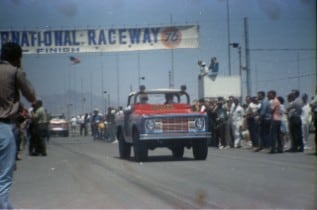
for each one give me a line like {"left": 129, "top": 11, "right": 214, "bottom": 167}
{"left": 164, "top": 93, "right": 174, "bottom": 104}
{"left": 0, "top": 42, "right": 37, "bottom": 209}
{"left": 91, "top": 108, "right": 101, "bottom": 139}
{"left": 198, "top": 60, "right": 208, "bottom": 78}
{"left": 139, "top": 93, "right": 148, "bottom": 104}
{"left": 30, "top": 99, "right": 48, "bottom": 156}
{"left": 138, "top": 85, "right": 148, "bottom": 104}
{"left": 208, "top": 57, "right": 219, "bottom": 77}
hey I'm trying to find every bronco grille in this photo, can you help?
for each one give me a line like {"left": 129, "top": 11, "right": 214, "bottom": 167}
{"left": 161, "top": 117, "right": 190, "bottom": 133}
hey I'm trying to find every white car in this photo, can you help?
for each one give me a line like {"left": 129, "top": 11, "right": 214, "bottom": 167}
{"left": 49, "top": 114, "right": 69, "bottom": 137}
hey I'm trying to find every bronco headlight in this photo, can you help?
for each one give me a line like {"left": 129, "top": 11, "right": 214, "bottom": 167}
{"left": 195, "top": 118, "right": 205, "bottom": 130}
{"left": 145, "top": 119, "right": 155, "bottom": 131}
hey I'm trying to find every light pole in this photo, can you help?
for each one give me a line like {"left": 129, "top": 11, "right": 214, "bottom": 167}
{"left": 138, "top": 76, "right": 145, "bottom": 87}
{"left": 66, "top": 103, "right": 73, "bottom": 120}
{"left": 107, "top": 93, "right": 110, "bottom": 108}
{"left": 82, "top": 97, "right": 86, "bottom": 114}
{"left": 227, "top": 0, "right": 232, "bottom": 76}
{"left": 103, "top": 91, "right": 107, "bottom": 113}
{"left": 230, "top": 43, "right": 243, "bottom": 100}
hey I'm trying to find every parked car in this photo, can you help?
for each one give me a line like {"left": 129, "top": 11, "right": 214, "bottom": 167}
{"left": 49, "top": 114, "right": 69, "bottom": 137}
{"left": 116, "top": 85, "right": 211, "bottom": 162}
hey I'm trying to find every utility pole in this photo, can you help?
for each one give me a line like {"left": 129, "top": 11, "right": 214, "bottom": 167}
{"left": 168, "top": 71, "right": 172, "bottom": 88}
{"left": 137, "top": 51, "right": 141, "bottom": 87}
{"left": 89, "top": 71, "right": 92, "bottom": 111}
{"left": 238, "top": 45, "right": 242, "bottom": 99}
{"left": 230, "top": 43, "right": 243, "bottom": 100}
{"left": 100, "top": 56, "right": 104, "bottom": 112}
{"left": 103, "top": 91, "right": 107, "bottom": 113}
{"left": 108, "top": 94, "right": 110, "bottom": 108}
{"left": 244, "top": 17, "right": 251, "bottom": 97}
{"left": 116, "top": 54, "right": 120, "bottom": 106}
{"left": 227, "top": 0, "right": 232, "bottom": 76}
{"left": 170, "top": 14, "right": 174, "bottom": 88}
{"left": 81, "top": 78, "right": 84, "bottom": 113}
{"left": 297, "top": 52, "right": 300, "bottom": 90}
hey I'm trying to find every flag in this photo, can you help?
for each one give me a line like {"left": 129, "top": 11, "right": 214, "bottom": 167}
{"left": 69, "top": 56, "right": 80, "bottom": 64}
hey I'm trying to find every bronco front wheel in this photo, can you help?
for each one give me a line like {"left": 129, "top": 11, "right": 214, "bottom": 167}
{"left": 192, "top": 139, "right": 208, "bottom": 160}
{"left": 133, "top": 129, "right": 148, "bottom": 162}
{"left": 118, "top": 130, "right": 131, "bottom": 159}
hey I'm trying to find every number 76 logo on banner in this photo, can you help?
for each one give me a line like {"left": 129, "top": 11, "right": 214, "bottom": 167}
{"left": 161, "top": 27, "right": 182, "bottom": 49}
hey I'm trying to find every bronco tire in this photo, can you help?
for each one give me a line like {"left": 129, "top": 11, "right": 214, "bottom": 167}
{"left": 192, "top": 139, "right": 208, "bottom": 160}
{"left": 133, "top": 129, "right": 148, "bottom": 162}
{"left": 118, "top": 130, "right": 131, "bottom": 159}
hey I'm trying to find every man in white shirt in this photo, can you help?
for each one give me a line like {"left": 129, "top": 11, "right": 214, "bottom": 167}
{"left": 230, "top": 97, "right": 245, "bottom": 148}
{"left": 310, "top": 89, "right": 317, "bottom": 155}
{"left": 70, "top": 116, "right": 77, "bottom": 135}
{"left": 301, "top": 94, "right": 312, "bottom": 149}
{"left": 245, "top": 96, "right": 261, "bottom": 148}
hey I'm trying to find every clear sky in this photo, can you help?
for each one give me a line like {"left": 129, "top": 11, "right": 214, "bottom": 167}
{"left": 0, "top": 0, "right": 316, "bottom": 114}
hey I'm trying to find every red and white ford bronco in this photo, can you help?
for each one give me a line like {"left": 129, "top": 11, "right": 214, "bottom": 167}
{"left": 115, "top": 85, "right": 211, "bottom": 162}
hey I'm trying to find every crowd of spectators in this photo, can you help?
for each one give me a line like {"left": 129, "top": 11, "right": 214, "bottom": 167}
{"left": 70, "top": 106, "right": 119, "bottom": 142}
{"left": 192, "top": 89, "right": 317, "bottom": 155}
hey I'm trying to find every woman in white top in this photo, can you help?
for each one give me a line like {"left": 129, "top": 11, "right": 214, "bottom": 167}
{"left": 301, "top": 94, "right": 312, "bottom": 149}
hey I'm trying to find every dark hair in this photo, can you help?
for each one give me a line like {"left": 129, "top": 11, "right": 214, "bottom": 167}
{"left": 1, "top": 42, "right": 22, "bottom": 63}
{"left": 292, "top": 89, "right": 300, "bottom": 97}
{"left": 257, "top": 91, "right": 265, "bottom": 97}
{"left": 251, "top": 96, "right": 258, "bottom": 102}
{"left": 302, "top": 93, "right": 308, "bottom": 103}
{"left": 269, "top": 90, "right": 276, "bottom": 97}
{"left": 37, "top": 100, "right": 43, "bottom": 107}
{"left": 277, "top": 96, "right": 284, "bottom": 104}
{"left": 287, "top": 93, "right": 294, "bottom": 102}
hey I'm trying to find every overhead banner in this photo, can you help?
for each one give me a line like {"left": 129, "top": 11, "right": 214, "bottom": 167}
{"left": 0, "top": 25, "right": 199, "bottom": 54}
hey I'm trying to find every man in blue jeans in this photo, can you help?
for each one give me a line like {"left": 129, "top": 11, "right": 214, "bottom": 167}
{"left": 0, "top": 42, "right": 36, "bottom": 209}
{"left": 255, "top": 91, "right": 272, "bottom": 152}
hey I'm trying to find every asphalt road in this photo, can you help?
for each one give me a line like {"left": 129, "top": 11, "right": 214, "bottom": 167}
{"left": 10, "top": 135, "right": 317, "bottom": 209}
